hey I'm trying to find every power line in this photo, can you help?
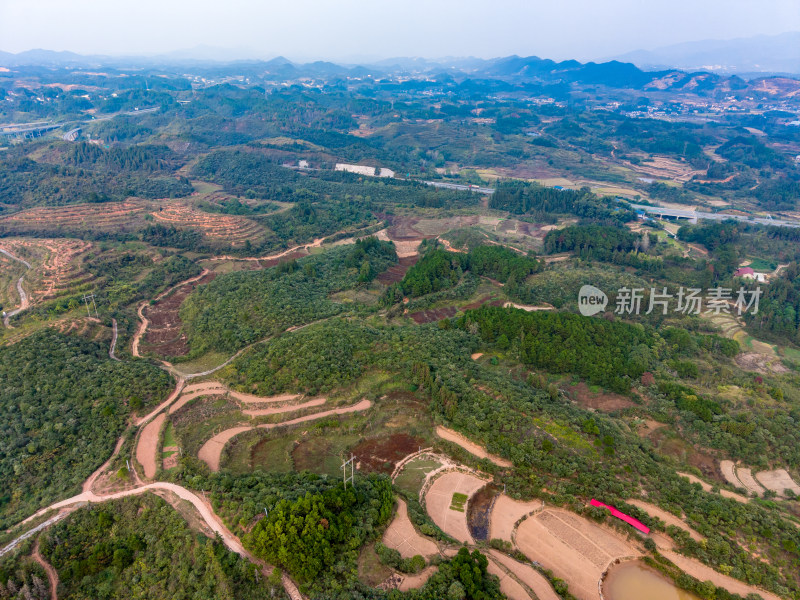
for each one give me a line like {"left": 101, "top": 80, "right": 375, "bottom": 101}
{"left": 82, "top": 293, "right": 98, "bottom": 317}
{"left": 341, "top": 454, "right": 356, "bottom": 489}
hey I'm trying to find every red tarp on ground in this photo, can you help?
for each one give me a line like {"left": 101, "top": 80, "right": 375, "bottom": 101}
{"left": 590, "top": 499, "right": 650, "bottom": 534}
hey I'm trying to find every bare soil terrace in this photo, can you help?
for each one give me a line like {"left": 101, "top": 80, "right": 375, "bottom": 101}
{"left": 0, "top": 200, "right": 152, "bottom": 234}
{"left": 150, "top": 202, "right": 265, "bottom": 246}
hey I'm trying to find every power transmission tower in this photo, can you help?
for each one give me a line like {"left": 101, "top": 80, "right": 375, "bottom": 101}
{"left": 341, "top": 454, "right": 356, "bottom": 489}
{"left": 82, "top": 293, "right": 98, "bottom": 317}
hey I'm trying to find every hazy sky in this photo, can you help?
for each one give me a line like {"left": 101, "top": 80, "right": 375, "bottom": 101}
{"left": 1, "top": 0, "right": 799, "bottom": 62}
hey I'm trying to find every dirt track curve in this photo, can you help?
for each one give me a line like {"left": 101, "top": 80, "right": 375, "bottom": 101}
{"left": 0, "top": 247, "right": 32, "bottom": 327}
{"left": 2, "top": 480, "right": 306, "bottom": 599}
{"left": 32, "top": 539, "right": 59, "bottom": 600}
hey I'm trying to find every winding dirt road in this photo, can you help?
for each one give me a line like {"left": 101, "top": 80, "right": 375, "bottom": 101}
{"left": 0, "top": 267, "right": 312, "bottom": 598}
{"left": 84, "top": 437, "right": 126, "bottom": 494}
{"left": 2, "top": 480, "right": 306, "bottom": 599}
{"left": 32, "top": 539, "right": 59, "bottom": 600}
{"left": 208, "top": 238, "right": 326, "bottom": 263}
{"left": 1, "top": 247, "right": 32, "bottom": 328}
{"left": 109, "top": 318, "right": 119, "bottom": 361}
{"left": 198, "top": 399, "right": 373, "bottom": 471}
{"left": 134, "top": 377, "right": 185, "bottom": 427}
{"left": 131, "top": 301, "right": 148, "bottom": 358}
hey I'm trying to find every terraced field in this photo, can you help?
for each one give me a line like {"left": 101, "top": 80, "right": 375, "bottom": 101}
{"left": 0, "top": 200, "right": 153, "bottom": 234}
{"left": 0, "top": 238, "right": 94, "bottom": 304}
{"left": 151, "top": 202, "right": 266, "bottom": 246}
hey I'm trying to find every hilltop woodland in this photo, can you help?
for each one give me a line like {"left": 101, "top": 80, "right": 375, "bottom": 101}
{"left": 381, "top": 244, "right": 540, "bottom": 305}
{"left": 180, "top": 238, "right": 397, "bottom": 355}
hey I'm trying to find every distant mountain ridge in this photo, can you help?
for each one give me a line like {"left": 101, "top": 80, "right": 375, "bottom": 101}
{"left": 615, "top": 32, "right": 800, "bottom": 75}
{"left": 1, "top": 48, "right": 798, "bottom": 97}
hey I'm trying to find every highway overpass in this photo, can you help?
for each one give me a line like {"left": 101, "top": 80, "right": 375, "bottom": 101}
{"left": 630, "top": 204, "right": 800, "bottom": 229}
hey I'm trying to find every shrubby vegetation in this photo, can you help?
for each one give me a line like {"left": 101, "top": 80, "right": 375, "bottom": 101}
{"left": 212, "top": 311, "right": 800, "bottom": 595}
{"left": 221, "top": 319, "right": 379, "bottom": 395}
{"left": 84, "top": 251, "right": 202, "bottom": 311}
{"left": 193, "top": 150, "right": 479, "bottom": 209}
{"left": 164, "top": 467, "right": 498, "bottom": 600}
{"left": 0, "top": 552, "right": 48, "bottom": 600}
{"left": 181, "top": 239, "right": 397, "bottom": 354}
{"left": 0, "top": 330, "right": 171, "bottom": 528}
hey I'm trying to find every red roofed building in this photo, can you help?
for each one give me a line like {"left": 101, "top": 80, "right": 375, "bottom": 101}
{"left": 734, "top": 266, "right": 766, "bottom": 282}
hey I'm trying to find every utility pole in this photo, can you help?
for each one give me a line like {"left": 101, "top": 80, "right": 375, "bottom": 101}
{"left": 82, "top": 293, "right": 98, "bottom": 317}
{"left": 341, "top": 454, "right": 356, "bottom": 489}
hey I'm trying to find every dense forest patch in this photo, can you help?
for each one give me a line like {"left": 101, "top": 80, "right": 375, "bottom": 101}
{"left": 381, "top": 244, "right": 540, "bottom": 305}
{"left": 0, "top": 330, "right": 172, "bottom": 528}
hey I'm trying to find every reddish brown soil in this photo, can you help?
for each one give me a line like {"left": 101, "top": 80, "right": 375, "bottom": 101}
{"left": 516, "top": 222, "right": 546, "bottom": 237}
{"left": 377, "top": 256, "right": 419, "bottom": 285}
{"left": 141, "top": 271, "right": 216, "bottom": 357}
{"left": 693, "top": 451, "right": 720, "bottom": 480}
{"left": 259, "top": 248, "right": 309, "bottom": 268}
{"left": 462, "top": 297, "right": 505, "bottom": 311}
{"left": 565, "top": 382, "right": 636, "bottom": 412}
{"left": 384, "top": 215, "right": 425, "bottom": 240}
{"left": 352, "top": 433, "right": 425, "bottom": 474}
{"left": 408, "top": 306, "right": 458, "bottom": 324}
{"left": 649, "top": 427, "right": 719, "bottom": 480}
{"left": 3, "top": 238, "right": 94, "bottom": 303}
{"left": 0, "top": 200, "right": 151, "bottom": 233}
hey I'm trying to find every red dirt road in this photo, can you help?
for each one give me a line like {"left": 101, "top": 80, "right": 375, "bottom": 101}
{"left": 136, "top": 413, "right": 166, "bottom": 479}
{"left": 32, "top": 539, "right": 58, "bottom": 600}
{"left": 198, "top": 399, "right": 373, "bottom": 471}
